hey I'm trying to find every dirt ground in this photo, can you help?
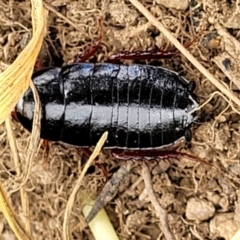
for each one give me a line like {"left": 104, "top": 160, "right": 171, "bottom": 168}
{"left": 1, "top": 0, "right": 240, "bottom": 239}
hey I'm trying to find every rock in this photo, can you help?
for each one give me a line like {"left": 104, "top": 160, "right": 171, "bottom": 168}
{"left": 156, "top": 0, "right": 189, "bottom": 11}
{"left": 210, "top": 213, "right": 240, "bottom": 239}
{"left": 186, "top": 197, "right": 215, "bottom": 221}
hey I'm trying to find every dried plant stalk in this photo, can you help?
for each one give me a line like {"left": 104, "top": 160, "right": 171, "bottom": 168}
{"left": 0, "top": 0, "right": 45, "bottom": 239}
{"left": 0, "top": 0, "right": 45, "bottom": 125}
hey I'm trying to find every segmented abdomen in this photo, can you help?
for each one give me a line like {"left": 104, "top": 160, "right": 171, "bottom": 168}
{"left": 16, "top": 63, "right": 198, "bottom": 149}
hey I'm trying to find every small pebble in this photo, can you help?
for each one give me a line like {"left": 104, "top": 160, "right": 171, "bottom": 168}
{"left": 156, "top": 0, "right": 189, "bottom": 10}
{"left": 210, "top": 213, "right": 240, "bottom": 239}
{"left": 186, "top": 197, "right": 215, "bottom": 221}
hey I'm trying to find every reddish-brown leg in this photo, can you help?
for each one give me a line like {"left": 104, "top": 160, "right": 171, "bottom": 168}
{"left": 75, "top": 19, "right": 103, "bottom": 62}
{"left": 11, "top": 109, "right": 18, "bottom": 122}
{"left": 111, "top": 149, "right": 210, "bottom": 165}
{"left": 77, "top": 148, "right": 93, "bottom": 158}
{"left": 43, "top": 139, "right": 50, "bottom": 159}
{"left": 78, "top": 147, "right": 108, "bottom": 181}
{"left": 35, "top": 59, "right": 44, "bottom": 70}
{"left": 108, "top": 29, "right": 203, "bottom": 61}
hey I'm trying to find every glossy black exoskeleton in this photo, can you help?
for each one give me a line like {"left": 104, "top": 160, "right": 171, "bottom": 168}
{"left": 16, "top": 62, "right": 198, "bottom": 150}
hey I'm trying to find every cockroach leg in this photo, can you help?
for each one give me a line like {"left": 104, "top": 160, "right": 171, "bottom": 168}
{"left": 43, "top": 139, "right": 50, "bottom": 159}
{"left": 111, "top": 149, "right": 178, "bottom": 161}
{"left": 77, "top": 147, "right": 92, "bottom": 158}
{"left": 95, "top": 162, "right": 108, "bottom": 182}
{"left": 11, "top": 108, "right": 18, "bottom": 122}
{"left": 112, "top": 149, "right": 210, "bottom": 165}
{"left": 75, "top": 19, "right": 103, "bottom": 62}
{"left": 78, "top": 147, "right": 108, "bottom": 181}
{"left": 108, "top": 29, "right": 203, "bottom": 61}
{"left": 35, "top": 59, "right": 44, "bottom": 71}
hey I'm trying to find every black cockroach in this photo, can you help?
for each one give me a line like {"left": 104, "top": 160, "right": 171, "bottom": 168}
{"left": 15, "top": 62, "right": 198, "bottom": 157}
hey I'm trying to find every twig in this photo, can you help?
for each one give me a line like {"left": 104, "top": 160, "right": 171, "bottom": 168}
{"left": 142, "top": 162, "right": 175, "bottom": 240}
{"left": 86, "top": 162, "right": 134, "bottom": 223}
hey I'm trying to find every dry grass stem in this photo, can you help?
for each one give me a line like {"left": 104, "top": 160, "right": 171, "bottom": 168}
{"left": 142, "top": 163, "right": 175, "bottom": 240}
{"left": 63, "top": 131, "right": 108, "bottom": 240}
{"left": 0, "top": 0, "right": 45, "bottom": 124}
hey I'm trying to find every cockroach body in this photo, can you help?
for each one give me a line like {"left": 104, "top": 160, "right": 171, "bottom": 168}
{"left": 16, "top": 62, "right": 198, "bottom": 151}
